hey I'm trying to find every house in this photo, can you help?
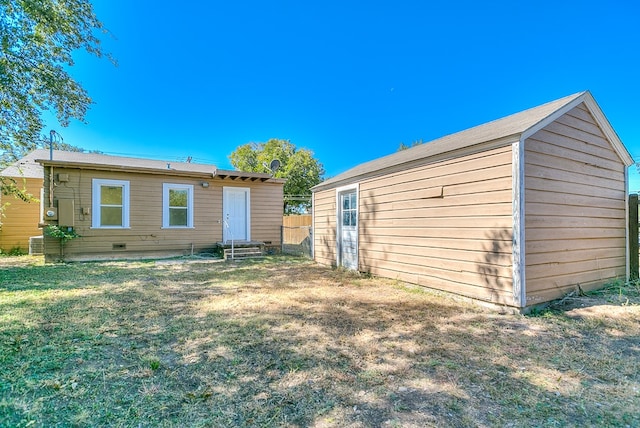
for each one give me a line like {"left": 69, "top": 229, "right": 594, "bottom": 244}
{"left": 37, "top": 151, "right": 284, "bottom": 262}
{"left": 311, "top": 91, "right": 634, "bottom": 310}
{"left": 0, "top": 150, "right": 46, "bottom": 254}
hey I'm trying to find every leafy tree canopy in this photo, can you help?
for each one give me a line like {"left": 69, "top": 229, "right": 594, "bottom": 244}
{"left": 0, "top": 0, "right": 112, "bottom": 186}
{"left": 229, "top": 139, "right": 325, "bottom": 214}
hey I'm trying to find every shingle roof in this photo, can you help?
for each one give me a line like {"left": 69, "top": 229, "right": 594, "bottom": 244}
{"left": 312, "top": 91, "right": 631, "bottom": 192}
{"left": 3, "top": 149, "right": 282, "bottom": 182}
{"left": 0, "top": 149, "right": 48, "bottom": 178}
{"left": 0, "top": 149, "right": 281, "bottom": 182}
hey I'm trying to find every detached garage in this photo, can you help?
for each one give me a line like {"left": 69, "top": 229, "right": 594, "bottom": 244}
{"left": 311, "top": 91, "right": 634, "bottom": 310}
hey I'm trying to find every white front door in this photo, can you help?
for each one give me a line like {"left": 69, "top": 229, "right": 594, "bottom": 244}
{"left": 337, "top": 186, "right": 358, "bottom": 270}
{"left": 223, "top": 187, "right": 250, "bottom": 242}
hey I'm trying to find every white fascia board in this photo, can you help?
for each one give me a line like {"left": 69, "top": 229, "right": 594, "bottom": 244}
{"left": 521, "top": 91, "right": 634, "bottom": 166}
{"left": 582, "top": 92, "right": 634, "bottom": 166}
{"left": 521, "top": 92, "right": 588, "bottom": 142}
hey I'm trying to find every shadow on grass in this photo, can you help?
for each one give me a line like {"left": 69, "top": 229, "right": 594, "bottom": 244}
{"left": 1, "top": 257, "right": 638, "bottom": 427}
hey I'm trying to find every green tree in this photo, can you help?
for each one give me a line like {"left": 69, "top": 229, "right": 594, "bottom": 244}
{"left": 229, "top": 139, "right": 325, "bottom": 214}
{"left": 0, "top": 0, "right": 112, "bottom": 193}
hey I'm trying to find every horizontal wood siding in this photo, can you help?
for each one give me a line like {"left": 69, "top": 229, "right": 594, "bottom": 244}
{"left": 42, "top": 168, "right": 283, "bottom": 261}
{"left": 524, "top": 104, "right": 627, "bottom": 304}
{"left": 248, "top": 182, "right": 284, "bottom": 245}
{"left": 358, "top": 146, "right": 515, "bottom": 305}
{"left": 313, "top": 189, "right": 337, "bottom": 266}
{"left": 0, "top": 177, "right": 42, "bottom": 252}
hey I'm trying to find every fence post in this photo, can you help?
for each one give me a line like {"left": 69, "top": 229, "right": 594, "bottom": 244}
{"left": 629, "top": 194, "right": 639, "bottom": 280}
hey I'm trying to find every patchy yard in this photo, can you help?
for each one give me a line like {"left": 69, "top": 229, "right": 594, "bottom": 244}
{"left": 0, "top": 255, "right": 638, "bottom": 427}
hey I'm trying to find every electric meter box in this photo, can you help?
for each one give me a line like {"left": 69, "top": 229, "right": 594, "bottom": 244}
{"left": 57, "top": 199, "right": 75, "bottom": 227}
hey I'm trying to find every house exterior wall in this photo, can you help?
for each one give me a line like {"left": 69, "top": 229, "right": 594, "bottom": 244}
{"left": 42, "top": 167, "right": 283, "bottom": 261}
{"left": 524, "top": 104, "right": 627, "bottom": 304}
{"left": 314, "top": 145, "right": 516, "bottom": 305}
{"left": 0, "top": 177, "right": 42, "bottom": 253}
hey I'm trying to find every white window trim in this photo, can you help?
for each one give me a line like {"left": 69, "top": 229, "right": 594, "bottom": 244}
{"left": 162, "top": 183, "right": 194, "bottom": 228}
{"left": 92, "top": 179, "right": 130, "bottom": 229}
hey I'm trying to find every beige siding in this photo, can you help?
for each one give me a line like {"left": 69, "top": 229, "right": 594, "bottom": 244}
{"left": 0, "top": 177, "right": 42, "bottom": 252}
{"left": 42, "top": 168, "right": 283, "bottom": 261}
{"left": 315, "top": 146, "right": 515, "bottom": 305}
{"left": 313, "top": 189, "right": 337, "bottom": 266}
{"left": 524, "top": 104, "right": 627, "bottom": 304}
{"left": 249, "top": 182, "right": 284, "bottom": 245}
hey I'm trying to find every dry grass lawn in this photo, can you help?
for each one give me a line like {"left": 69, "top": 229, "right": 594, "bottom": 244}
{"left": 0, "top": 255, "right": 639, "bottom": 427}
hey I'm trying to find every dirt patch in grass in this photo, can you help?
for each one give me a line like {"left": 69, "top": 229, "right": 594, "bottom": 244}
{"left": 1, "top": 255, "right": 639, "bottom": 427}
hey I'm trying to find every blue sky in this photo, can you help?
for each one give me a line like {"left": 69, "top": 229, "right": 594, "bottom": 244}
{"left": 46, "top": 1, "right": 640, "bottom": 189}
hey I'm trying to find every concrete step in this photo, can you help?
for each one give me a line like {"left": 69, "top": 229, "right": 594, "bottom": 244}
{"left": 223, "top": 247, "right": 263, "bottom": 260}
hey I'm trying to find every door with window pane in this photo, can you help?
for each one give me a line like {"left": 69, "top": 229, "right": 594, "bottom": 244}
{"left": 338, "top": 188, "right": 358, "bottom": 270}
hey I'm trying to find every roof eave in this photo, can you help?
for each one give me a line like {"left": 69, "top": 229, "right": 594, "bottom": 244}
{"left": 37, "top": 159, "right": 216, "bottom": 178}
{"left": 312, "top": 134, "right": 521, "bottom": 193}
{"left": 36, "top": 159, "right": 285, "bottom": 183}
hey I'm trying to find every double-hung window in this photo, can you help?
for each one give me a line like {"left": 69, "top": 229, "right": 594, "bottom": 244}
{"left": 163, "top": 183, "right": 194, "bottom": 228}
{"left": 92, "top": 179, "right": 130, "bottom": 228}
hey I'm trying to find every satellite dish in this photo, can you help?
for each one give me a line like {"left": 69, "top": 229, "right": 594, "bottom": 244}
{"left": 269, "top": 159, "right": 281, "bottom": 174}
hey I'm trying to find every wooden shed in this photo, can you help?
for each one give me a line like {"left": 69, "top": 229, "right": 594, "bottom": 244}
{"left": 311, "top": 91, "right": 634, "bottom": 310}
{"left": 37, "top": 151, "right": 285, "bottom": 262}
{"left": 0, "top": 150, "right": 46, "bottom": 254}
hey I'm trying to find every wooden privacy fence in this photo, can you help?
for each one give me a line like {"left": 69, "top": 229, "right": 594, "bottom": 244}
{"left": 282, "top": 214, "right": 312, "bottom": 257}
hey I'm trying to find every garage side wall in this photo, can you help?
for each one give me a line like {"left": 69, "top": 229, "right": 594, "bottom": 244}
{"left": 358, "top": 145, "right": 515, "bottom": 305}
{"left": 313, "top": 188, "right": 338, "bottom": 266}
{"left": 524, "top": 103, "right": 627, "bottom": 305}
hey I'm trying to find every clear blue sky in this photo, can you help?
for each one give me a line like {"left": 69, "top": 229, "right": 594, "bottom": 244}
{"left": 45, "top": 0, "right": 640, "bottom": 189}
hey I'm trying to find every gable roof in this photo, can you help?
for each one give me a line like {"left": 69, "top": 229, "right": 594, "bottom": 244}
{"left": 1, "top": 149, "right": 48, "bottom": 178}
{"left": 313, "top": 91, "right": 633, "bottom": 192}
{"left": 12, "top": 150, "right": 284, "bottom": 183}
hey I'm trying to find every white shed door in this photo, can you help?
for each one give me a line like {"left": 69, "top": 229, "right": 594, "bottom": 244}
{"left": 338, "top": 188, "right": 358, "bottom": 270}
{"left": 223, "top": 187, "right": 250, "bottom": 242}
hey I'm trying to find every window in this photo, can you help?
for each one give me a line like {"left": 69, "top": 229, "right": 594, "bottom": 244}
{"left": 163, "top": 183, "right": 194, "bottom": 228}
{"left": 341, "top": 191, "right": 357, "bottom": 227}
{"left": 92, "top": 179, "right": 130, "bottom": 228}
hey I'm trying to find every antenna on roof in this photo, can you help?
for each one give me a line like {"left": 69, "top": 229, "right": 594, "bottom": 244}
{"left": 49, "top": 130, "right": 63, "bottom": 160}
{"left": 269, "top": 159, "right": 281, "bottom": 176}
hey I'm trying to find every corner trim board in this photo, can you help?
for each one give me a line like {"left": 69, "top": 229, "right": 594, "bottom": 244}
{"left": 512, "top": 140, "right": 526, "bottom": 307}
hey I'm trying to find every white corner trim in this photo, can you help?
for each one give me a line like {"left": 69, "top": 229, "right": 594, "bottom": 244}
{"left": 311, "top": 191, "right": 316, "bottom": 260}
{"left": 512, "top": 140, "right": 526, "bottom": 307}
{"left": 625, "top": 168, "right": 630, "bottom": 280}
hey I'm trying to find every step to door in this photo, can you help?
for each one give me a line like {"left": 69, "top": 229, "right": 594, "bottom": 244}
{"left": 223, "top": 247, "right": 263, "bottom": 260}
